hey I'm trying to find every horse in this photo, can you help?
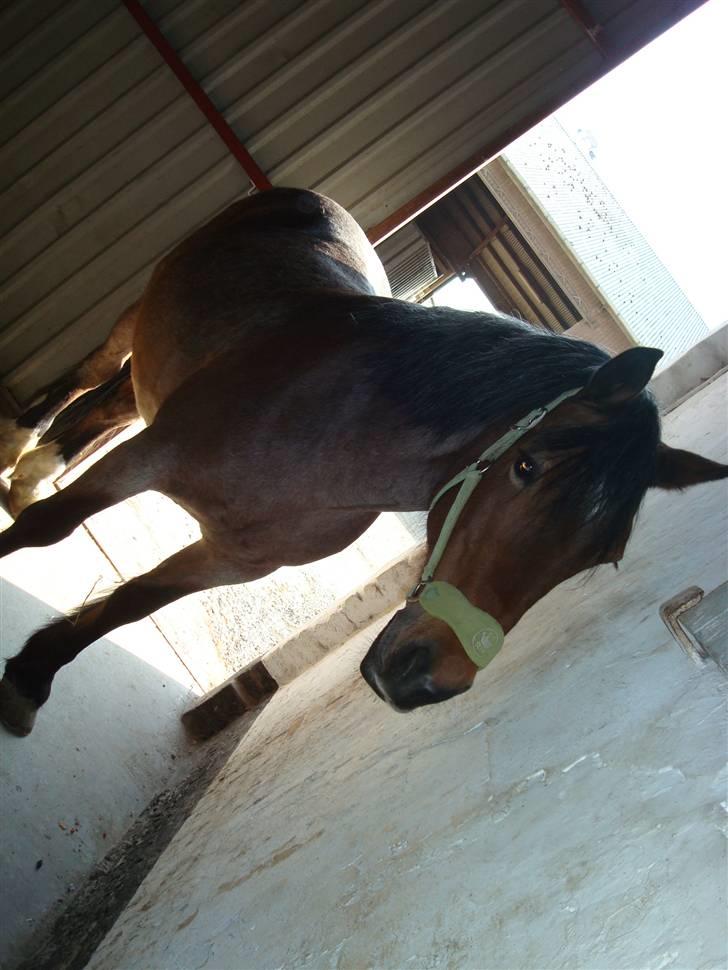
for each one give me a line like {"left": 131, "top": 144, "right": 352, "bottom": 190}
{"left": 0, "top": 188, "right": 725, "bottom": 735}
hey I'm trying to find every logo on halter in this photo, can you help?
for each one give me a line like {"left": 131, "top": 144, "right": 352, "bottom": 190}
{"left": 472, "top": 629, "right": 500, "bottom": 653}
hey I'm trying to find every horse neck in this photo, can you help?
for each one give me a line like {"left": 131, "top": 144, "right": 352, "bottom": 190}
{"left": 353, "top": 297, "right": 608, "bottom": 510}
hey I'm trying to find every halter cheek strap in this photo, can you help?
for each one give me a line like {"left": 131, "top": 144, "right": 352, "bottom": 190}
{"left": 410, "top": 387, "right": 582, "bottom": 668}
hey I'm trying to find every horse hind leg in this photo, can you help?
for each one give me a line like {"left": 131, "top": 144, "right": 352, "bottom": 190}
{"left": 7, "top": 363, "right": 138, "bottom": 518}
{"left": 0, "top": 300, "right": 138, "bottom": 476}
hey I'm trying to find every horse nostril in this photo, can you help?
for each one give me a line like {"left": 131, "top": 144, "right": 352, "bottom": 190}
{"left": 360, "top": 638, "right": 469, "bottom": 711}
{"left": 359, "top": 654, "right": 384, "bottom": 700}
{"left": 389, "top": 642, "right": 433, "bottom": 682}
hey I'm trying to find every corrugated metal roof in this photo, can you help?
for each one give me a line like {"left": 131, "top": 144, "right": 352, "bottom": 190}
{"left": 0, "top": 0, "right": 704, "bottom": 402}
{"left": 503, "top": 118, "right": 709, "bottom": 363}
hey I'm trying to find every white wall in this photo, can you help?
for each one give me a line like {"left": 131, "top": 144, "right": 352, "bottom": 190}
{"left": 88, "top": 375, "right": 727, "bottom": 970}
{"left": 503, "top": 118, "right": 709, "bottom": 365}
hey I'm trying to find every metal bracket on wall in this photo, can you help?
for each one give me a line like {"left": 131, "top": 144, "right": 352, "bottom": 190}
{"left": 660, "top": 582, "right": 728, "bottom": 673}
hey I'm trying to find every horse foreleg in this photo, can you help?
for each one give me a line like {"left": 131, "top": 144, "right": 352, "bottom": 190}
{"left": 0, "top": 539, "right": 257, "bottom": 736}
{"left": 7, "top": 367, "right": 138, "bottom": 518}
{"left": 0, "top": 300, "right": 138, "bottom": 475}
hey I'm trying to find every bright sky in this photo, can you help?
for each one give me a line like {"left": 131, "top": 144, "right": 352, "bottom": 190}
{"left": 430, "top": 276, "right": 495, "bottom": 312}
{"left": 555, "top": 0, "right": 728, "bottom": 330}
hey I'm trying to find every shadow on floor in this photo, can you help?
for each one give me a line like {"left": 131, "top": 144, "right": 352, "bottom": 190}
{"left": 12, "top": 710, "right": 256, "bottom": 970}
{"left": 0, "top": 580, "right": 198, "bottom": 969}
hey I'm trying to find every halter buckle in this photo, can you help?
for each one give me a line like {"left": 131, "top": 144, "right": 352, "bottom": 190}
{"left": 474, "top": 458, "right": 491, "bottom": 474}
{"left": 512, "top": 406, "right": 547, "bottom": 431}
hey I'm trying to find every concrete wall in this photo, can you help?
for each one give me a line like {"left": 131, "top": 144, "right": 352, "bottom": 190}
{"left": 480, "top": 160, "right": 634, "bottom": 356}
{"left": 650, "top": 323, "right": 727, "bottom": 413}
{"left": 86, "top": 373, "right": 727, "bottom": 969}
{"left": 501, "top": 118, "right": 709, "bottom": 365}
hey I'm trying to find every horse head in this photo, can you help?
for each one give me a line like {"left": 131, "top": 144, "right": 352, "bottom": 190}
{"left": 360, "top": 347, "right": 727, "bottom": 711}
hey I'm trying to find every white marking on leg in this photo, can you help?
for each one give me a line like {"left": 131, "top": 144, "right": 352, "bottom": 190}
{"left": 8, "top": 442, "right": 67, "bottom": 517}
{"left": 0, "top": 416, "right": 38, "bottom": 476}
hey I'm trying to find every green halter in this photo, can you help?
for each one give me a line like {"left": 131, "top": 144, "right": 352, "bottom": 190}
{"left": 410, "top": 387, "right": 582, "bottom": 668}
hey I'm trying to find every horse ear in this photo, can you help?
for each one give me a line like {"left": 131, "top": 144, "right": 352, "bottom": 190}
{"left": 583, "top": 347, "right": 663, "bottom": 407}
{"left": 652, "top": 443, "right": 728, "bottom": 490}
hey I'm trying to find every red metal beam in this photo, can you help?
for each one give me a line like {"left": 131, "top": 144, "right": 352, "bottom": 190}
{"left": 560, "top": 0, "right": 608, "bottom": 60}
{"left": 122, "top": 0, "right": 272, "bottom": 191}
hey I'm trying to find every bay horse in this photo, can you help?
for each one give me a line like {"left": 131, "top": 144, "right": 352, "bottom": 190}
{"left": 0, "top": 188, "right": 725, "bottom": 735}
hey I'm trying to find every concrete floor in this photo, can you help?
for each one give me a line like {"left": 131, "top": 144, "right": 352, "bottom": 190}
{"left": 86, "top": 376, "right": 728, "bottom": 970}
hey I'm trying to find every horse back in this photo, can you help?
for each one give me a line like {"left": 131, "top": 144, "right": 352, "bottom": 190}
{"left": 131, "top": 189, "right": 390, "bottom": 420}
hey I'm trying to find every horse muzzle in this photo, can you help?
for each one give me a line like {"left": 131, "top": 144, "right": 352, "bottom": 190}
{"left": 360, "top": 638, "right": 469, "bottom": 711}
{"left": 360, "top": 597, "right": 481, "bottom": 711}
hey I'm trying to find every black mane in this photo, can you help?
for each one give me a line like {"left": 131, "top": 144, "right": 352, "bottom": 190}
{"left": 361, "top": 300, "right": 661, "bottom": 553}
{"left": 361, "top": 301, "right": 611, "bottom": 437}
{"left": 534, "top": 397, "right": 660, "bottom": 557}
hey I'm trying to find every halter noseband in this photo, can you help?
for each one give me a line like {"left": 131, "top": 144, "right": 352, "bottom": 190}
{"left": 408, "top": 387, "right": 582, "bottom": 669}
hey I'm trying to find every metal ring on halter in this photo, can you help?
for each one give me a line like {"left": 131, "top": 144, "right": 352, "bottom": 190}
{"left": 512, "top": 407, "right": 547, "bottom": 431}
{"left": 474, "top": 458, "right": 491, "bottom": 474}
{"left": 407, "top": 581, "right": 428, "bottom": 602}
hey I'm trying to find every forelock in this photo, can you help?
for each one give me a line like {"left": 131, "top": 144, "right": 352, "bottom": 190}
{"left": 534, "top": 392, "right": 661, "bottom": 556}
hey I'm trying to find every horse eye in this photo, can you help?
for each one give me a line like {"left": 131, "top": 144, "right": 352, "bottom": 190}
{"left": 514, "top": 457, "right": 536, "bottom": 480}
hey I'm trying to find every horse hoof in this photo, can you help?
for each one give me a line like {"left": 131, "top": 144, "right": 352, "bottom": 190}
{"left": 0, "top": 677, "right": 38, "bottom": 736}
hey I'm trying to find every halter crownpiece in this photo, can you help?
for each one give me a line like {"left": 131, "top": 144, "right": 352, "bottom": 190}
{"left": 410, "top": 387, "right": 583, "bottom": 668}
